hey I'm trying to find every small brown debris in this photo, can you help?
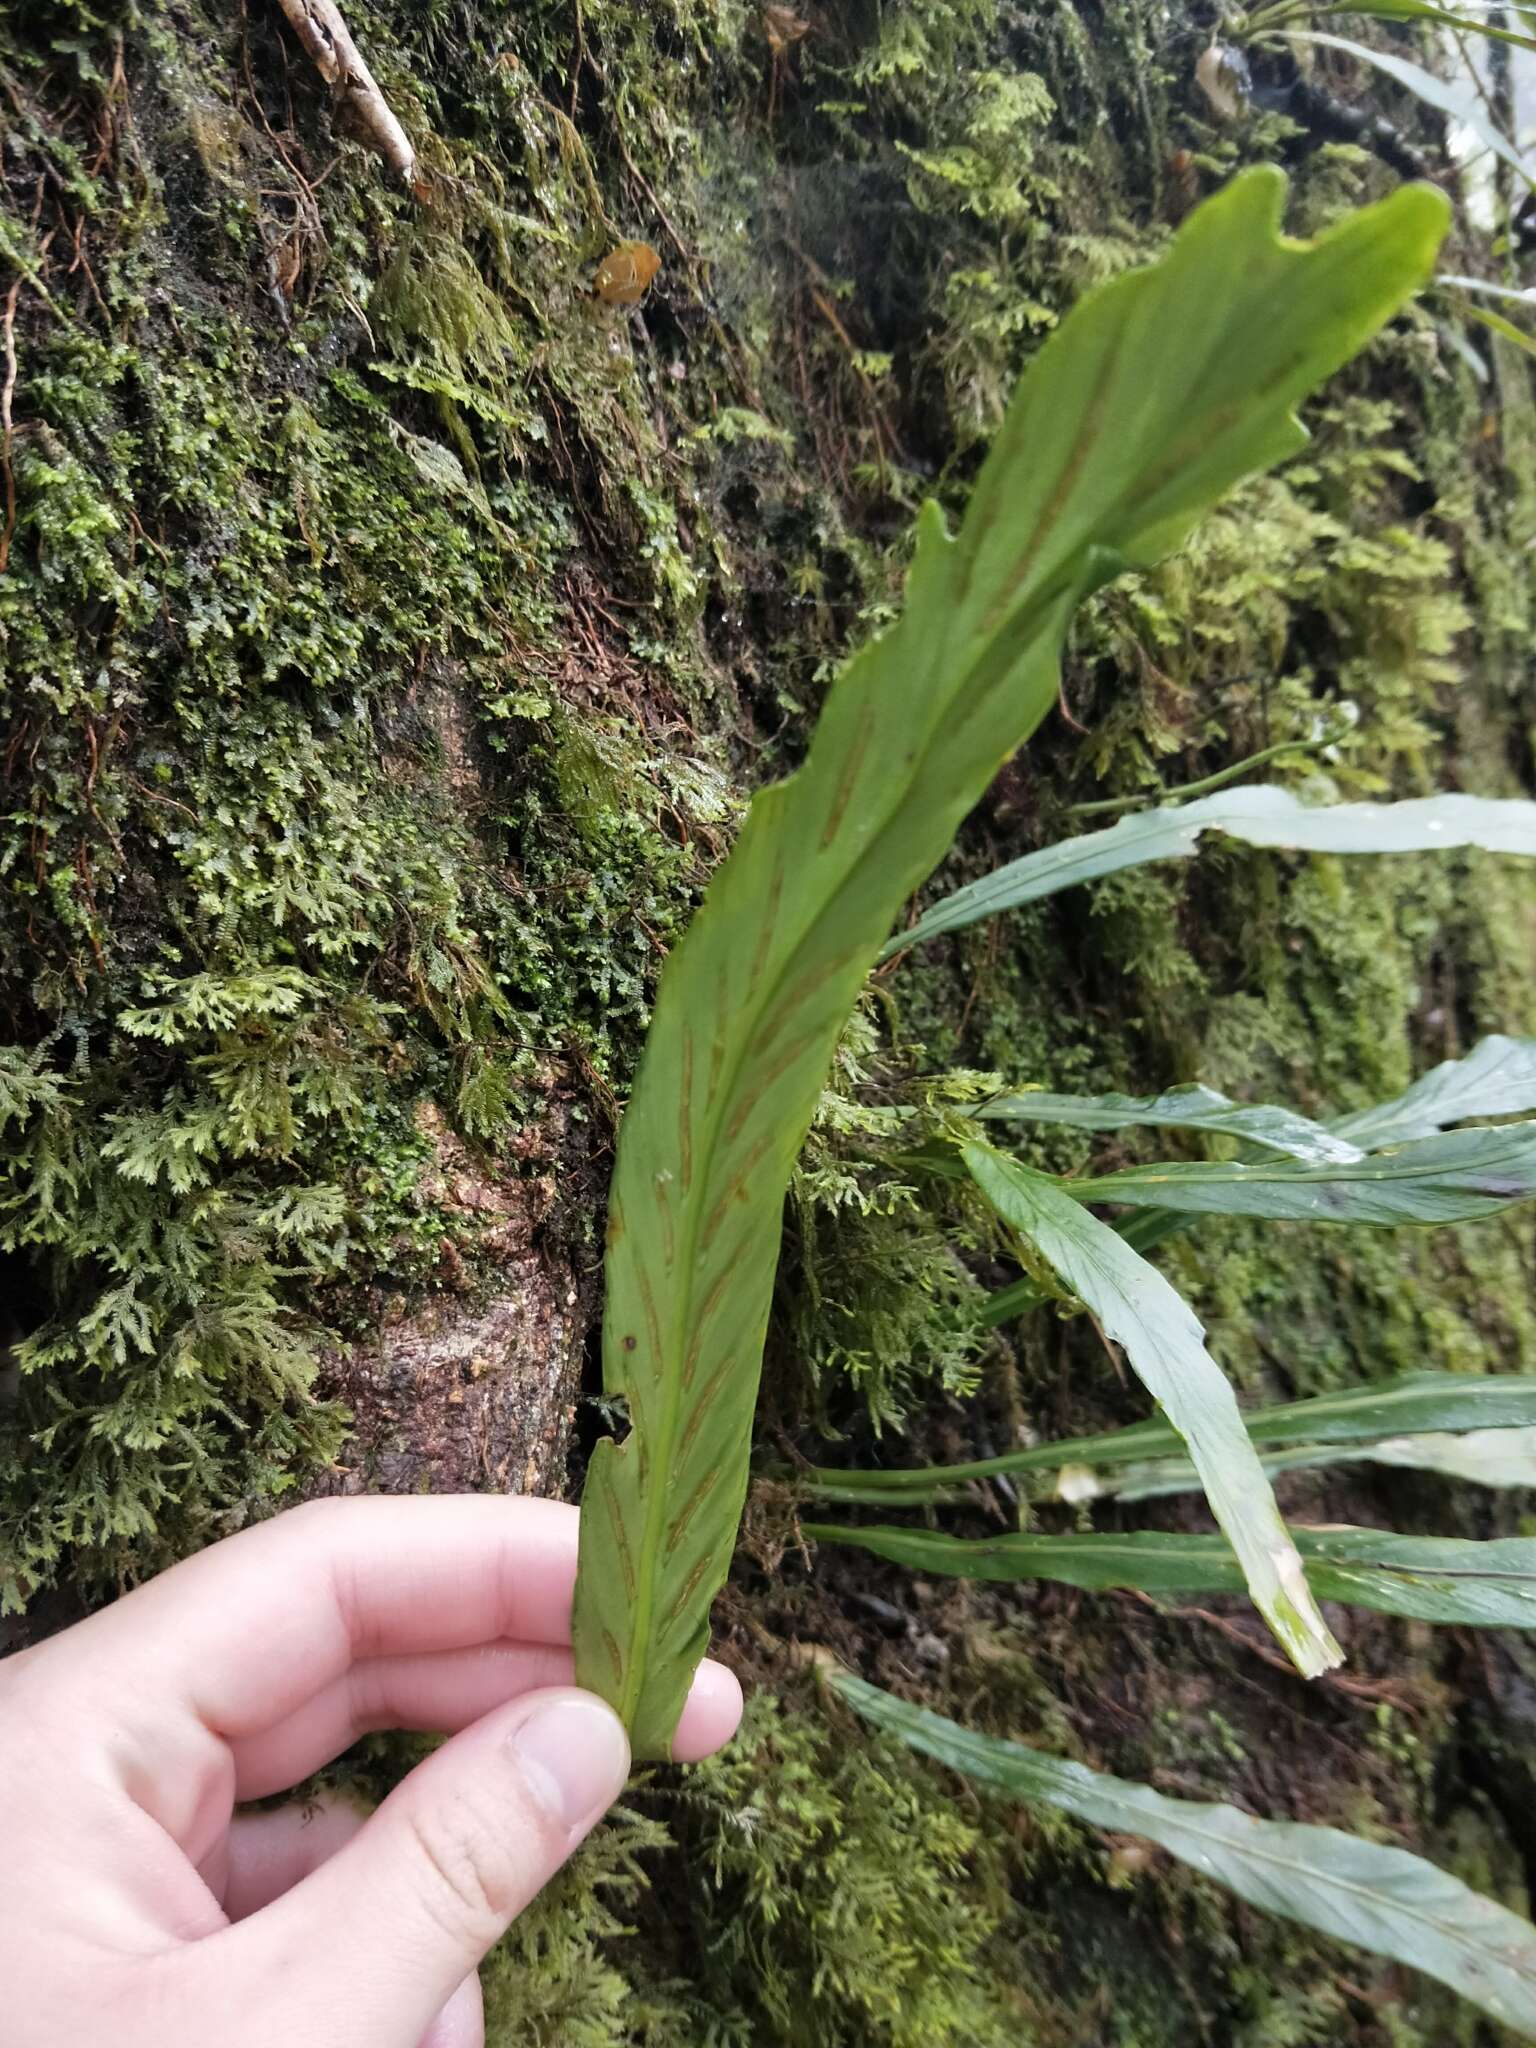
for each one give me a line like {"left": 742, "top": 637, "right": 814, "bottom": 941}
{"left": 593, "top": 240, "right": 662, "bottom": 306}
{"left": 1194, "top": 42, "right": 1251, "bottom": 123}
{"left": 763, "top": 5, "right": 811, "bottom": 54}
{"left": 1165, "top": 147, "right": 1200, "bottom": 221}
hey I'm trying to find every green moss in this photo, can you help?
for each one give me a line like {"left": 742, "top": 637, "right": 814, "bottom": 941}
{"left": 0, "top": 0, "right": 750, "bottom": 1598}
{"left": 479, "top": 1798, "right": 690, "bottom": 2047}
{"left": 482, "top": 1680, "right": 1528, "bottom": 2048}
{"left": 652, "top": 1691, "right": 1036, "bottom": 2047}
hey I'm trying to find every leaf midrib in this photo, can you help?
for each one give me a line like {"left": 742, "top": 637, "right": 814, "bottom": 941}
{"left": 818, "top": 1525, "right": 1536, "bottom": 1590}
{"left": 620, "top": 550, "right": 1098, "bottom": 1721}
{"left": 805, "top": 1374, "right": 1536, "bottom": 1496}
{"left": 1020, "top": 1759, "right": 1534, "bottom": 1978}
{"left": 856, "top": 1687, "right": 1536, "bottom": 1988}
{"left": 1068, "top": 1128, "right": 1534, "bottom": 1196}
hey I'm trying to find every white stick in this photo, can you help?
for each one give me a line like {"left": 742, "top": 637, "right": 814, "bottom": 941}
{"left": 274, "top": 0, "right": 416, "bottom": 183}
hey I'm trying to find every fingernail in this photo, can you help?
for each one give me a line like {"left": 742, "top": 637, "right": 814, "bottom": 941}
{"left": 673, "top": 1658, "right": 745, "bottom": 1762}
{"left": 508, "top": 1692, "right": 630, "bottom": 1833}
{"left": 690, "top": 1660, "right": 740, "bottom": 1711}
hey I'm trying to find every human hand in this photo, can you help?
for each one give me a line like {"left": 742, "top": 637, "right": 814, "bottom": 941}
{"left": 0, "top": 1494, "right": 742, "bottom": 2047}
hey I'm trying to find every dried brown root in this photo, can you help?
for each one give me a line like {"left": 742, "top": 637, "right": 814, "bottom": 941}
{"left": 273, "top": 0, "right": 415, "bottom": 185}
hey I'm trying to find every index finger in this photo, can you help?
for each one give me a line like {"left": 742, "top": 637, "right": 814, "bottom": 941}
{"left": 40, "top": 1496, "right": 587, "bottom": 1738}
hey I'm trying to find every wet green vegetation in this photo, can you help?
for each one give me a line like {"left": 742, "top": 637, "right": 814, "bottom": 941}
{"left": 3, "top": 0, "right": 1535, "bottom": 2037}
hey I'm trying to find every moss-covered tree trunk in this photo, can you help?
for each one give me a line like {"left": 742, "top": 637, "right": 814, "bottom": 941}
{"left": 5, "top": 0, "right": 1536, "bottom": 2039}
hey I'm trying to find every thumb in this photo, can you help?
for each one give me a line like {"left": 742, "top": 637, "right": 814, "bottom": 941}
{"left": 215, "top": 1688, "right": 630, "bottom": 2046}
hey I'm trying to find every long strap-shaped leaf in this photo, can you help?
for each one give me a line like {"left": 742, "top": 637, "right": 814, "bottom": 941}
{"left": 961, "top": 1142, "right": 1341, "bottom": 1674}
{"left": 1066, "top": 1121, "right": 1536, "bottom": 1225}
{"left": 1287, "top": 32, "right": 1536, "bottom": 193}
{"left": 573, "top": 168, "right": 1447, "bottom": 1758}
{"left": 1284, "top": 0, "right": 1536, "bottom": 54}
{"left": 798, "top": 1369, "right": 1536, "bottom": 1503}
{"left": 884, "top": 786, "right": 1536, "bottom": 957}
{"left": 807, "top": 1522, "right": 1536, "bottom": 1628}
{"left": 984, "top": 1034, "right": 1536, "bottom": 1327}
{"left": 980, "top": 1082, "right": 1363, "bottom": 1162}
{"left": 1073, "top": 1425, "right": 1536, "bottom": 1502}
{"left": 834, "top": 1673, "right": 1536, "bottom": 2036}
{"left": 1335, "top": 1034, "right": 1536, "bottom": 1147}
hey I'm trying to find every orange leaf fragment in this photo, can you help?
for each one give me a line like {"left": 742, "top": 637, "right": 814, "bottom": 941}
{"left": 594, "top": 241, "right": 662, "bottom": 306}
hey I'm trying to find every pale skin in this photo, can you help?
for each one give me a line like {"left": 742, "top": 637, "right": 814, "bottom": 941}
{"left": 0, "top": 1494, "right": 744, "bottom": 2047}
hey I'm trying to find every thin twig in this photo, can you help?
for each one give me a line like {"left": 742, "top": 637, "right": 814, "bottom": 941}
{"left": 0, "top": 278, "right": 21, "bottom": 577}
{"left": 609, "top": 120, "right": 689, "bottom": 271}
{"left": 273, "top": 0, "right": 415, "bottom": 183}
{"left": 1056, "top": 677, "right": 1088, "bottom": 734}
{"left": 63, "top": 205, "right": 111, "bottom": 324}
{"left": 778, "top": 219, "right": 904, "bottom": 470}
{"left": 1065, "top": 735, "right": 1328, "bottom": 817}
{"left": 1123, "top": 1590, "right": 1423, "bottom": 1712}
{"left": 807, "top": 284, "right": 896, "bottom": 469}
{"left": 0, "top": 212, "right": 54, "bottom": 577}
